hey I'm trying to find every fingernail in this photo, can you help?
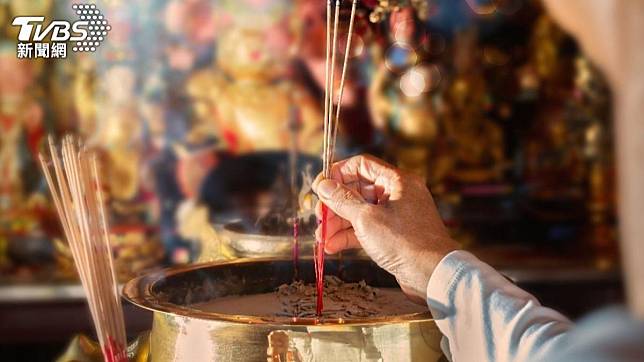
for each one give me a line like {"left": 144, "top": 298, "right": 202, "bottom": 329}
{"left": 317, "top": 179, "right": 338, "bottom": 198}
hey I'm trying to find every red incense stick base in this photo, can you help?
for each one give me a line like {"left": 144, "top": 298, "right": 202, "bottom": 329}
{"left": 315, "top": 204, "right": 329, "bottom": 316}
{"left": 104, "top": 336, "right": 127, "bottom": 362}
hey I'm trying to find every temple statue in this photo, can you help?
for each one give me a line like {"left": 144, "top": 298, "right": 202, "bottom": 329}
{"left": 441, "top": 29, "right": 506, "bottom": 185}
{"left": 0, "top": 43, "right": 46, "bottom": 211}
{"left": 89, "top": 65, "right": 146, "bottom": 216}
{"left": 186, "top": 1, "right": 323, "bottom": 156}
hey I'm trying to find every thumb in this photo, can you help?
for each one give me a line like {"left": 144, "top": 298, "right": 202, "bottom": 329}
{"left": 315, "top": 179, "right": 366, "bottom": 224}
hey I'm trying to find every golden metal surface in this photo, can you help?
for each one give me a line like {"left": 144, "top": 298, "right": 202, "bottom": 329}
{"left": 123, "top": 258, "right": 445, "bottom": 361}
{"left": 149, "top": 312, "right": 443, "bottom": 361}
{"left": 55, "top": 333, "right": 151, "bottom": 362}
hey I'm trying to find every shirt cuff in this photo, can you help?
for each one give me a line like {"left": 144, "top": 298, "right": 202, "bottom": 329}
{"left": 425, "top": 250, "right": 480, "bottom": 319}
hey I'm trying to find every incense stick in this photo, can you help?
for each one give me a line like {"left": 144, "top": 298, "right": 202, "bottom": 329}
{"left": 322, "top": 0, "right": 332, "bottom": 179}
{"left": 317, "top": 0, "right": 359, "bottom": 318}
{"left": 325, "top": 0, "right": 341, "bottom": 178}
{"left": 40, "top": 136, "right": 127, "bottom": 362}
{"left": 331, "top": 0, "right": 358, "bottom": 162}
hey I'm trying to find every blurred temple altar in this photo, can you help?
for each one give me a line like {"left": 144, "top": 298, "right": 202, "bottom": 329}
{"left": 0, "top": 1, "right": 620, "bottom": 360}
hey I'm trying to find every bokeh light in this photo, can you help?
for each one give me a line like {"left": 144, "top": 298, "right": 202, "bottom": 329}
{"left": 399, "top": 64, "right": 442, "bottom": 97}
{"left": 465, "top": 0, "right": 498, "bottom": 16}
{"left": 400, "top": 67, "right": 426, "bottom": 98}
{"left": 338, "top": 33, "right": 365, "bottom": 59}
{"left": 393, "top": 19, "right": 416, "bottom": 43}
{"left": 385, "top": 43, "right": 418, "bottom": 73}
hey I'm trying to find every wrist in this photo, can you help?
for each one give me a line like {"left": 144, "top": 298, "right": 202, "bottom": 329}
{"left": 399, "top": 243, "right": 457, "bottom": 302}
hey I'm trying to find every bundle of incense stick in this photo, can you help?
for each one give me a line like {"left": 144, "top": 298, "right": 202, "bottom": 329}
{"left": 39, "top": 136, "right": 127, "bottom": 362}
{"left": 317, "top": 0, "right": 358, "bottom": 317}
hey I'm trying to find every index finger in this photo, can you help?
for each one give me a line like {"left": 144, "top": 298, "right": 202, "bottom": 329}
{"left": 312, "top": 155, "right": 396, "bottom": 202}
{"left": 313, "top": 154, "right": 397, "bottom": 187}
{"left": 331, "top": 154, "right": 398, "bottom": 185}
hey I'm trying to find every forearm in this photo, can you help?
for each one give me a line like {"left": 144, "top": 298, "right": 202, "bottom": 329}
{"left": 426, "top": 251, "right": 573, "bottom": 361}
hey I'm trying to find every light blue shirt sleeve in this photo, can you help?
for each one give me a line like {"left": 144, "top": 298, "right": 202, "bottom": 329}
{"left": 425, "top": 250, "right": 573, "bottom": 361}
{"left": 426, "top": 250, "right": 644, "bottom": 362}
{"left": 549, "top": 306, "right": 644, "bottom": 362}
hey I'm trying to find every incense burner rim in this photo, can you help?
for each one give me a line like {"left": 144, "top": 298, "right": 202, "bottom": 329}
{"left": 122, "top": 257, "right": 433, "bottom": 327}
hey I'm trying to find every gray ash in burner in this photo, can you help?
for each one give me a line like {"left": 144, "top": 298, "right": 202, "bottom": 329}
{"left": 192, "top": 276, "right": 427, "bottom": 319}
{"left": 276, "top": 276, "right": 380, "bottom": 318}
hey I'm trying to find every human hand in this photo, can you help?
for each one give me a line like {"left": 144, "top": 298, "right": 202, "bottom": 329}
{"left": 312, "top": 155, "right": 459, "bottom": 303}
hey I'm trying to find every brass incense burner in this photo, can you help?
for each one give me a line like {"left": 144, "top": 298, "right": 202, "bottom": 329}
{"left": 123, "top": 258, "right": 444, "bottom": 361}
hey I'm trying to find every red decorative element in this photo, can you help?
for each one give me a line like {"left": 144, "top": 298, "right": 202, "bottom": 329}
{"left": 0, "top": 115, "right": 12, "bottom": 131}
{"left": 315, "top": 204, "right": 329, "bottom": 317}
{"left": 362, "top": 0, "right": 378, "bottom": 9}
{"left": 222, "top": 129, "right": 239, "bottom": 154}
{"left": 26, "top": 124, "right": 44, "bottom": 160}
{"left": 176, "top": 150, "right": 217, "bottom": 198}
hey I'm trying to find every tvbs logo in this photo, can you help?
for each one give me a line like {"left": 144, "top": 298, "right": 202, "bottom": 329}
{"left": 12, "top": 3, "right": 111, "bottom": 59}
